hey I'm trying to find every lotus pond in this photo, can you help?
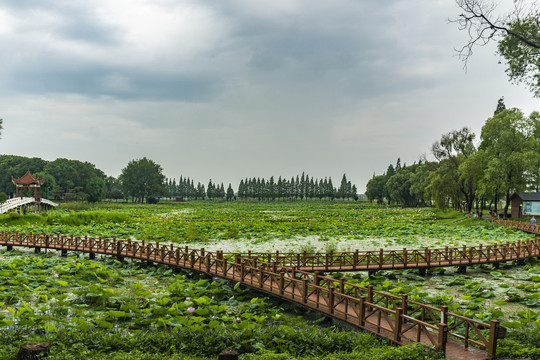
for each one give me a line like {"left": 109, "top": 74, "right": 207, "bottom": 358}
{"left": 1, "top": 201, "right": 540, "bottom": 358}
{"left": 0, "top": 250, "right": 443, "bottom": 360}
{"left": 0, "top": 201, "right": 530, "bottom": 251}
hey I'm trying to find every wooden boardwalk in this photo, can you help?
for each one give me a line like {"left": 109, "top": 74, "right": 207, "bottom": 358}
{"left": 231, "top": 237, "right": 540, "bottom": 273}
{"left": 3, "top": 227, "right": 535, "bottom": 359}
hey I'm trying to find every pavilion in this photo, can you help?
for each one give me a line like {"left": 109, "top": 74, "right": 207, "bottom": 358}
{"left": 11, "top": 170, "right": 45, "bottom": 201}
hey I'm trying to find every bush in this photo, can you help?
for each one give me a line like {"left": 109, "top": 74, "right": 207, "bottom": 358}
{"left": 0, "top": 193, "right": 8, "bottom": 203}
{"left": 7, "top": 209, "right": 19, "bottom": 219}
{"left": 147, "top": 197, "right": 159, "bottom": 204}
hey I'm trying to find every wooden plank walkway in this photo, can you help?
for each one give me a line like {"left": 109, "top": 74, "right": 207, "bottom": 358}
{"left": 2, "top": 229, "right": 532, "bottom": 359}
{"left": 231, "top": 237, "right": 540, "bottom": 273}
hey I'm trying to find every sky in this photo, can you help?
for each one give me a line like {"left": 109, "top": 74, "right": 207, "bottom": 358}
{"left": 0, "top": 0, "right": 538, "bottom": 193}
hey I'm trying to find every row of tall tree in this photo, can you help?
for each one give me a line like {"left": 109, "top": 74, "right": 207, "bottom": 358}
{"left": 237, "top": 174, "right": 357, "bottom": 201}
{"left": 163, "top": 178, "right": 234, "bottom": 201}
{"left": 162, "top": 173, "right": 358, "bottom": 202}
{"left": 366, "top": 99, "right": 540, "bottom": 217}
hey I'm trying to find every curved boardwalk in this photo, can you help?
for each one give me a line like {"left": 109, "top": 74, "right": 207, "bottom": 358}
{"left": 234, "top": 238, "right": 540, "bottom": 273}
{"left": 2, "top": 227, "right": 535, "bottom": 360}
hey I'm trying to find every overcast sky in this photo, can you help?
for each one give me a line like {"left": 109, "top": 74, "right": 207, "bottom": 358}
{"left": 0, "top": 0, "right": 537, "bottom": 192}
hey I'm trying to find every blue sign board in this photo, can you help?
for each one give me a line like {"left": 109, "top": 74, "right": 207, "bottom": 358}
{"left": 523, "top": 201, "right": 540, "bottom": 215}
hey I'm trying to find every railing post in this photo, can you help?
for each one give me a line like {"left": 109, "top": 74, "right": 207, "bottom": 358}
{"left": 353, "top": 249, "right": 359, "bottom": 269}
{"left": 314, "top": 271, "right": 320, "bottom": 287}
{"left": 401, "top": 294, "right": 408, "bottom": 320}
{"left": 325, "top": 252, "right": 329, "bottom": 271}
{"left": 222, "top": 259, "right": 228, "bottom": 277}
{"left": 403, "top": 248, "right": 407, "bottom": 267}
{"left": 367, "top": 285, "right": 373, "bottom": 314}
{"left": 394, "top": 307, "right": 403, "bottom": 342}
{"left": 116, "top": 240, "right": 124, "bottom": 262}
{"left": 488, "top": 320, "right": 500, "bottom": 359}
{"left": 441, "top": 305, "right": 448, "bottom": 325}
{"left": 437, "top": 323, "right": 448, "bottom": 356}
{"left": 303, "top": 279, "right": 308, "bottom": 304}
{"left": 279, "top": 271, "right": 285, "bottom": 296}
{"left": 359, "top": 296, "right": 366, "bottom": 326}
{"left": 379, "top": 248, "right": 384, "bottom": 267}
{"left": 329, "top": 286, "right": 335, "bottom": 314}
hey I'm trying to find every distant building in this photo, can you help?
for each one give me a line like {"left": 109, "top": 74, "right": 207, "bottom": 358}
{"left": 510, "top": 192, "right": 540, "bottom": 218}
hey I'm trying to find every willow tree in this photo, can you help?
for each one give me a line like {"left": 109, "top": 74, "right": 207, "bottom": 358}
{"left": 429, "top": 127, "right": 477, "bottom": 211}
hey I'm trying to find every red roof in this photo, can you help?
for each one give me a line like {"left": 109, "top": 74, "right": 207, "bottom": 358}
{"left": 11, "top": 170, "right": 45, "bottom": 186}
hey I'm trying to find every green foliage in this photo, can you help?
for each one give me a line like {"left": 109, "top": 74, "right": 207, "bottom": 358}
{"left": 44, "top": 158, "right": 106, "bottom": 201}
{"left": 7, "top": 209, "right": 19, "bottom": 219}
{"left": 1, "top": 202, "right": 530, "bottom": 246}
{"left": 85, "top": 177, "right": 106, "bottom": 203}
{"left": 498, "top": 17, "right": 540, "bottom": 98}
{"left": 0, "top": 192, "right": 7, "bottom": 203}
{"left": 48, "top": 211, "right": 129, "bottom": 226}
{"left": 370, "top": 101, "right": 540, "bottom": 215}
{"left": 498, "top": 327, "right": 540, "bottom": 359}
{"left": 0, "top": 251, "right": 446, "bottom": 360}
{"left": 119, "top": 157, "right": 166, "bottom": 203}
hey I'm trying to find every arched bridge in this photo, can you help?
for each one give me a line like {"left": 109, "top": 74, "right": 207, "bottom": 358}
{"left": 0, "top": 197, "right": 57, "bottom": 214}
{"left": 3, "top": 231, "right": 533, "bottom": 359}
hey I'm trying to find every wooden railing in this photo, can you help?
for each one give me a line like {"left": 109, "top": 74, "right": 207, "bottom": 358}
{"left": 225, "top": 238, "right": 540, "bottom": 271}
{"left": 496, "top": 219, "right": 540, "bottom": 234}
{"left": 0, "top": 231, "right": 510, "bottom": 359}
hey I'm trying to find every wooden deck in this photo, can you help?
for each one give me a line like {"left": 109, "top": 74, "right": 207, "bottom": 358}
{"left": 1, "top": 225, "right": 533, "bottom": 359}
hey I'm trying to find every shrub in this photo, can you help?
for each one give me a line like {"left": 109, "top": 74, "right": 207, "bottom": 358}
{"left": 7, "top": 209, "right": 19, "bottom": 219}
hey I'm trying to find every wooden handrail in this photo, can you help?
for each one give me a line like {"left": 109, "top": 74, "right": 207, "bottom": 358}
{"left": 0, "top": 230, "right": 510, "bottom": 358}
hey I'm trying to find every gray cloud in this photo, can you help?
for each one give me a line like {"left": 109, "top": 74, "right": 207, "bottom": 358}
{"left": 0, "top": 0, "right": 537, "bottom": 191}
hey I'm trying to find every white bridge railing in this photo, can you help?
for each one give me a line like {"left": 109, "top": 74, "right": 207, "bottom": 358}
{"left": 0, "top": 197, "right": 58, "bottom": 214}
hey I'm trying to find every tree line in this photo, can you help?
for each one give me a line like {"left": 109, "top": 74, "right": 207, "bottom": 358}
{"left": 236, "top": 174, "right": 357, "bottom": 201}
{"left": 0, "top": 156, "right": 107, "bottom": 203}
{"left": 365, "top": 98, "right": 540, "bottom": 217}
{"left": 162, "top": 173, "right": 357, "bottom": 201}
{"left": 0, "top": 154, "right": 358, "bottom": 203}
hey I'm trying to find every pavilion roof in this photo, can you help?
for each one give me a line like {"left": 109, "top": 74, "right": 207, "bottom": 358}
{"left": 11, "top": 170, "right": 45, "bottom": 186}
